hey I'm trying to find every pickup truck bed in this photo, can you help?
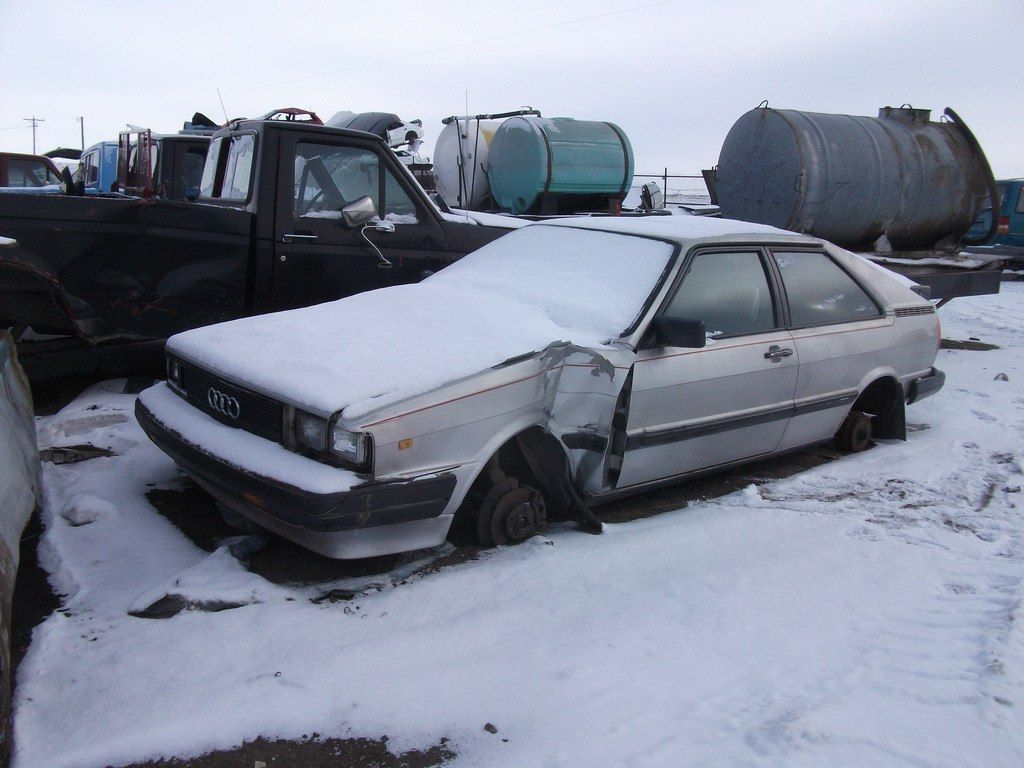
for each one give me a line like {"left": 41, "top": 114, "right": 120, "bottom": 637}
{"left": 0, "top": 193, "right": 252, "bottom": 341}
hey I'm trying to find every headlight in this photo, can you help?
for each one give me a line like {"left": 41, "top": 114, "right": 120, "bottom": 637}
{"left": 294, "top": 411, "right": 328, "bottom": 452}
{"left": 330, "top": 423, "right": 369, "bottom": 465}
{"left": 293, "top": 411, "right": 370, "bottom": 469}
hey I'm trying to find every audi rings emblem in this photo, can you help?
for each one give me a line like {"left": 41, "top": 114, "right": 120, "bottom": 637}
{"left": 207, "top": 387, "right": 241, "bottom": 419}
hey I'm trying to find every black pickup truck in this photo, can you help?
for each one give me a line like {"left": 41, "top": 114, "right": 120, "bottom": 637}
{"left": 0, "top": 119, "right": 512, "bottom": 378}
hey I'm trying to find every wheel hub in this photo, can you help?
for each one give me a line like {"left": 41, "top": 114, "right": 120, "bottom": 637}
{"left": 476, "top": 482, "right": 547, "bottom": 546}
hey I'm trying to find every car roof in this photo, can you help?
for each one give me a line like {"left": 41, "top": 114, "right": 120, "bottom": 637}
{"left": 534, "top": 212, "right": 821, "bottom": 246}
{"left": 0, "top": 152, "right": 55, "bottom": 162}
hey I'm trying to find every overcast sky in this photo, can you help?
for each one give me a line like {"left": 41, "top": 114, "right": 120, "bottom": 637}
{"left": 2, "top": 0, "right": 1021, "bottom": 180}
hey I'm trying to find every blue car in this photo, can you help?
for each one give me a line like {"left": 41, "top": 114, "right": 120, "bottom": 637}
{"left": 967, "top": 179, "right": 1024, "bottom": 248}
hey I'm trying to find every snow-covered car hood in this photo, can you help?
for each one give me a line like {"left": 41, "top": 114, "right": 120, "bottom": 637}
{"left": 167, "top": 225, "right": 676, "bottom": 419}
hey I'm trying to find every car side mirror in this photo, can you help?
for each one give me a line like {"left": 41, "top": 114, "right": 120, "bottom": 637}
{"left": 340, "top": 196, "right": 377, "bottom": 228}
{"left": 649, "top": 317, "right": 706, "bottom": 348}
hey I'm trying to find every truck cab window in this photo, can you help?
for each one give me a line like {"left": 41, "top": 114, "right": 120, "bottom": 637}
{"left": 295, "top": 144, "right": 379, "bottom": 218}
{"left": 293, "top": 143, "right": 420, "bottom": 222}
{"left": 383, "top": 167, "right": 417, "bottom": 221}
{"left": 8, "top": 159, "right": 59, "bottom": 187}
{"left": 184, "top": 148, "right": 206, "bottom": 200}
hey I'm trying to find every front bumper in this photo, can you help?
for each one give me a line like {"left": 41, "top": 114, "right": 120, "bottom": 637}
{"left": 906, "top": 367, "right": 945, "bottom": 404}
{"left": 135, "top": 388, "right": 457, "bottom": 559}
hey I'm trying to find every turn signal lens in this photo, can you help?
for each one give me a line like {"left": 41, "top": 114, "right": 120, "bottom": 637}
{"left": 166, "top": 358, "right": 184, "bottom": 393}
{"left": 331, "top": 424, "right": 368, "bottom": 465}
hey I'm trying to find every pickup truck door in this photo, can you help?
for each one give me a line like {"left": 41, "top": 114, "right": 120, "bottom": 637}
{"left": 271, "top": 134, "right": 453, "bottom": 311}
{"left": 615, "top": 247, "right": 799, "bottom": 488}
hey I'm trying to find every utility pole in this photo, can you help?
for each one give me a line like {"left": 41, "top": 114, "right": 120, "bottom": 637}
{"left": 22, "top": 115, "right": 44, "bottom": 154}
{"left": 78, "top": 117, "right": 85, "bottom": 150}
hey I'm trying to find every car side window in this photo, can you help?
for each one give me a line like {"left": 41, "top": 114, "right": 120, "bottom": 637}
{"left": 1016, "top": 186, "right": 1024, "bottom": 214}
{"left": 772, "top": 250, "right": 881, "bottom": 327}
{"left": 663, "top": 250, "right": 777, "bottom": 339}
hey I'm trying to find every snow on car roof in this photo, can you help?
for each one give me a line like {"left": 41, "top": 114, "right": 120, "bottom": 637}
{"left": 535, "top": 212, "right": 812, "bottom": 242}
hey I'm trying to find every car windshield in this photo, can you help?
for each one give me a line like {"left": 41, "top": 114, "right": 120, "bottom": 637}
{"left": 428, "top": 224, "right": 676, "bottom": 338}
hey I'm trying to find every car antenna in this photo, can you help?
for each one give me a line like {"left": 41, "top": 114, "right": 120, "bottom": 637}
{"left": 217, "top": 89, "right": 229, "bottom": 123}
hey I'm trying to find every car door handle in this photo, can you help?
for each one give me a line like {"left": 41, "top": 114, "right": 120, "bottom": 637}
{"left": 764, "top": 345, "right": 794, "bottom": 361}
{"left": 281, "top": 233, "right": 318, "bottom": 243}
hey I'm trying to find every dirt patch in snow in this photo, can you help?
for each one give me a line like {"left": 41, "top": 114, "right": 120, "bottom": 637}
{"left": 145, "top": 483, "right": 401, "bottom": 584}
{"left": 120, "top": 734, "right": 455, "bottom": 768}
{"left": 10, "top": 513, "right": 61, "bottom": 674}
{"left": 941, "top": 338, "right": 1000, "bottom": 351}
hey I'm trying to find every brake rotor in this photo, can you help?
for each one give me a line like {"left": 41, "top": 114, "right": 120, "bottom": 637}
{"left": 475, "top": 477, "right": 518, "bottom": 546}
{"left": 489, "top": 485, "right": 547, "bottom": 546}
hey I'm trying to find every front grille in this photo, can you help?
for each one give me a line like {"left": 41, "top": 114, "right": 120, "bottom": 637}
{"left": 177, "top": 361, "right": 284, "bottom": 442}
{"left": 895, "top": 305, "right": 936, "bottom": 317}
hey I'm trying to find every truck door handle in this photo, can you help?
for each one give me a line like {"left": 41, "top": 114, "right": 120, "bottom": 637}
{"left": 281, "top": 233, "right": 318, "bottom": 243}
{"left": 764, "top": 345, "right": 794, "bottom": 361}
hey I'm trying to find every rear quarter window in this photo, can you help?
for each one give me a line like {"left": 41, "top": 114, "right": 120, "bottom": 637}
{"left": 773, "top": 250, "right": 882, "bottom": 327}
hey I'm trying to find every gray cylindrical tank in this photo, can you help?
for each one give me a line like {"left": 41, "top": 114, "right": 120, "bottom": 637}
{"left": 716, "top": 106, "right": 995, "bottom": 250}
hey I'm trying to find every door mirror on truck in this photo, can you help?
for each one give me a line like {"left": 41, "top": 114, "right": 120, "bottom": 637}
{"left": 341, "top": 196, "right": 377, "bottom": 228}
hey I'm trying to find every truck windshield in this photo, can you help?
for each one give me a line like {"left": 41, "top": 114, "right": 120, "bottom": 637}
{"left": 220, "top": 135, "right": 255, "bottom": 201}
{"left": 199, "top": 137, "right": 222, "bottom": 198}
{"left": 200, "top": 134, "right": 255, "bottom": 201}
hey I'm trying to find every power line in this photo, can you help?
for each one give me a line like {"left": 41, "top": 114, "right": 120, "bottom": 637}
{"left": 30, "top": 0, "right": 681, "bottom": 124}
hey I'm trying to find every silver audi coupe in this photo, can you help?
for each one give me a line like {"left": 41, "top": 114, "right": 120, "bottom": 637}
{"left": 137, "top": 215, "right": 944, "bottom": 559}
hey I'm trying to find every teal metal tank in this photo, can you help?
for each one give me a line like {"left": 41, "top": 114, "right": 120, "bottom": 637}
{"left": 487, "top": 117, "right": 634, "bottom": 214}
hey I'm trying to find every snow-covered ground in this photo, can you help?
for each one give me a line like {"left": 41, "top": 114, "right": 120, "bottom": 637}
{"left": 13, "top": 284, "right": 1024, "bottom": 768}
